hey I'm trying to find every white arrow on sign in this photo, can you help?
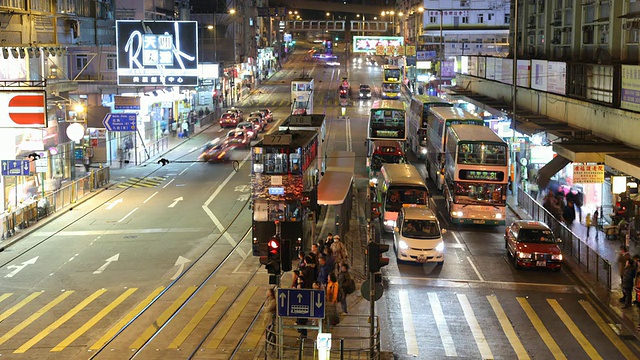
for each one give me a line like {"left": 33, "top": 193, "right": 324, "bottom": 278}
{"left": 297, "top": 293, "right": 303, "bottom": 303}
{"left": 170, "top": 256, "right": 191, "bottom": 280}
{"left": 93, "top": 254, "right": 119, "bottom": 274}
{"left": 5, "top": 256, "right": 38, "bottom": 278}
{"left": 168, "top": 197, "right": 183, "bottom": 208}
{"left": 106, "top": 198, "right": 123, "bottom": 210}
{"left": 279, "top": 292, "right": 286, "bottom": 307}
{"left": 315, "top": 293, "right": 323, "bottom": 308}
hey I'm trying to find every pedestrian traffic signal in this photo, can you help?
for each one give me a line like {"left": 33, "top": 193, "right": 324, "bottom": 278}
{"left": 368, "top": 242, "right": 390, "bottom": 273}
{"left": 280, "top": 238, "right": 292, "bottom": 272}
{"left": 266, "top": 236, "right": 281, "bottom": 275}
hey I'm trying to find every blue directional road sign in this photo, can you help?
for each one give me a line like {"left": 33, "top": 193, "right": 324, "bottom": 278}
{"left": 102, "top": 113, "right": 137, "bottom": 131}
{"left": 277, "top": 288, "right": 325, "bottom": 318}
{"left": 1, "top": 160, "right": 30, "bottom": 176}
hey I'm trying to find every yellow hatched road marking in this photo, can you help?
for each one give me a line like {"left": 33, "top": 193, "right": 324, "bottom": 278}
{"left": 487, "top": 295, "right": 530, "bottom": 360}
{"left": 239, "top": 320, "right": 266, "bottom": 351}
{"left": 547, "top": 299, "right": 602, "bottom": 360}
{"left": 90, "top": 287, "right": 164, "bottom": 350}
{"left": 207, "top": 286, "right": 259, "bottom": 349}
{"left": 15, "top": 289, "right": 106, "bottom": 353}
{"left": 0, "top": 293, "right": 13, "bottom": 304}
{"left": 0, "top": 292, "right": 42, "bottom": 323}
{"left": 52, "top": 288, "right": 138, "bottom": 352}
{"left": 579, "top": 300, "right": 637, "bottom": 360}
{"left": 0, "top": 291, "right": 73, "bottom": 346}
{"left": 168, "top": 286, "right": 227, "bottom": 349}
{"left": 517, "top": 297, "right": 566, "bottom": 360}
{"left": 130, "top": 285, "right": 198, "bottom": 349}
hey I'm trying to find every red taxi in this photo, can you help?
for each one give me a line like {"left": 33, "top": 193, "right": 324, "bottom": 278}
{"left": 219, "top": 112, "right": 239, "bottom": 128}
{"left": 258, "top": 109, "right": 273, "bottom": 122}
{"left": 226, "top": 130, "right": 251, "bottom": 149}
{"left": 367, "top": 140, "right": 406, "bottom": 185}
{"left": 236, "top": 122, "right": 257, "bottom": 140}
{"left": 505, "top": 220, "right": 563, "bottom": 271}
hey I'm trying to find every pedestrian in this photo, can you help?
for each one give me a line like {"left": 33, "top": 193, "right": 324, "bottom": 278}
{"left": 325, "top": 273, "right": 340, "bottom": 330}
{"left": 634, "top": 254, "right": 640, "bottom": 305}
{"left": 117, "top": 147, "right": 124, "bottom": 168}
{"left": 618, "top": 245, "right": 632, "bottom": 302}
{"left": 593, "top": 209, "right": 600, "bottom": 240}
{"left": 297, "top": 251, "right": 305, "bottom": 270}
{"left": 310, "top": 244, "right": 320, "bottom": 264}
{"left": 171, "top": 120, "right": 177, "bottom": 137}
{"left": 301, "top": 255, "right": 315, "bottom": 289}
{"left": 317, "top": 255, "right": 331, "bottom": 286}
{"left": 331, "top": 235, "right": 348, "bottom": 268}
{"left": 181, "top": 121, "right": 189, "bottom": 138}
{"left": 263, "top": 288, "right": 277, "bottom": 344}
{"left": 322, "top": 246, "right": 335, "bottom": 273}
{"left": 291, "top": 270, "right": 300, "bottom": 288}
{"left": 337, "top": 263, "right": 353, "bottom": 314}
{"left": 585, "top": 212, "right": 592, "bottom": 239}
{"left": 563, "top": 201, "right": 576, "bottom": 225}
{"left": 622, "top": 259, "right": 636, "bottom": 308}
{"left": 325, "top": 233, "right": 334, "bottom": 254}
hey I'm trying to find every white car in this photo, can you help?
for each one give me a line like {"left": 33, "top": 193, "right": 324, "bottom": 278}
{"left": 393, "top": 205, "right": 445, "bottom": 264}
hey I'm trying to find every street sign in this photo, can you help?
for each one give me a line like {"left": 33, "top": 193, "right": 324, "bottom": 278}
{"left": 277, "top": 288, "right": 325, "bottom": 318}
{"left": 102, "top": 113, "right": 137, "bottom": 131}
{"left": 361, "top": 279, "right": 383, "bottom": 302}
{"left": 1, "top": 160, "right": 30, "bottom": 176}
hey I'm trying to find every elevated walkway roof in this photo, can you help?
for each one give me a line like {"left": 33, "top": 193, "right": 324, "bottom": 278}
{"left": 318, "top": 151, "right": 355, "bottom": 206}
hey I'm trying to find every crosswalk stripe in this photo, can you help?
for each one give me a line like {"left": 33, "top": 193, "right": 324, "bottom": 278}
{"left": 579, "top": 300, "right": 636, "bottom": 360}
{"left": 428, "top": 292, "right": 456, "bottom": 356}
{"left": 0, "top": 291, "right": 73, "bottom": 346}
{"left": 52, "top": 288, "right": 138, "bottom": 352}
{"left": 399, "top": 289, "right": 419, "bottom": 356}
{"left": 517, "top": 297, "right": 566, "bottom": 360}
{"left": 130, "top": 285, "right": 198, "bottom": 349}
{"left": 0, "top": 293, "right": 12, "bottom": 304}
{"left": 0, "top": 292, "right": 41, "bottom": 322}
{"left": 90, "top": 287, "right": 164, "bottom": 350}
{"left": 206, "top": 286, "right": 259, "bottom": 349}
{"left": 15, "top": 289, "right": 106, "bottom": 353}
{"left": 457, "top": 294, "right": 493, "bottom": 359}
{"left": 168, "top": 286, "right": 227, "bottom": 349}
{"left": 487, "top": 295, "right": 530, "bottom": 360}
{"left": 547, "top": 299, "right": 602, "bottom": 360}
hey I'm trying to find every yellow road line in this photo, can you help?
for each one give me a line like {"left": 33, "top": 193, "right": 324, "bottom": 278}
{"left": 168, "top": 286, "right": 227, "bottom": 349}
{"left": 0, "top": 292, "right": 42, "bottom": 322}
{"left": 207, "top": 286, "right": 259, "bottom": 349}
{"left": 90, "top": 287, "right": 164, "bottom": 350}
{"left": 52, "top": 288, "right": 138, "bottom": 352}
{"left": 487, "top": 295, "right": 530, "bottom": 360}
{"left": 239, "top": 320, "right": 267, "bottom": 351}
{"left": 15, "top": 289, "right": 106, "bottom": 353}
{"left": 516, "top": 297, "right": 566, "bottom": 360}
{"left": 0, "top": 291, "right": 73, "bottom": 346}
{"left": 547, "top": 299, "right": 602, "bottom": 360}
{"left": 579, "top": 300, "right": 637, "bottom": 360}
{"left": 0, "top": 293, "right": 13, "bottom": 304}
{"left": 130, "top": 285, "right": 198, "bottom": 349}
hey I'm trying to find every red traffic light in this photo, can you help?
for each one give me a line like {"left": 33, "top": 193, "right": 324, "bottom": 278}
{"left": 268, "top": 237, "right": 280, "bottom": 255}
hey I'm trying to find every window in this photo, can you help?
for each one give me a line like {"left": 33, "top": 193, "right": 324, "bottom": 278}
{"left": 106, "top": 54, "right": 117, "bottom": 71}
{"left": 76, "top": 54, "right": 88, "bottom": 70}
{"left": 430, "top": 16, "right": 437, "bottom": 23}
{"left": 488, "top": 13, "right": 494, "bottom": 21}
{"left": 462, "top": 16, "right": 469, "bottom": 24}
{"left": 505, "top": 14, "right": 511, "bottom": 24}
{"left": 478, "top": 14, "right": 484, "bottom": 23}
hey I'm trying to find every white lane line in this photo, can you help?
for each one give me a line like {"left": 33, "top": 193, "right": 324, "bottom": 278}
{"left": 118, "top": 208, "right": 138, "bottom": 223}
{"left": 457, "top": 293, "right": 493, "bottom": 359}
{"left": 162, "top": 179, "right": 175, "bottom": 189}
{"left": 386, "top": 275, "right": 583, "bottom": 290}
{"left": 487, "top": 295, "right": 530, "bottom": 360}
{"left": 179, "top": 167, "right": 188, "bottom": 176}
{"left": 428, "top": 292, "right": 457, "bottom": 357}
{"left": 466, "top": 256, "right": 484, "bottom": 282}
{"left": 346, "top": 116, "right": 352, "bottom": 152}
{"left": 143, "top": 191, "right": 158, "bottom": 204}
{"left": 451, "top": 231, "right": 463, "bottom": 245}
{"left": 398, "top": 289, "right": 419, "bottom": 356}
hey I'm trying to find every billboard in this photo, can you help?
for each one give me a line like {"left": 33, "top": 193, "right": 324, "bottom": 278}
{"left": 0, "top": 91, "right": 47, "bottom": 128}
{"left": 116, "top": 21, "right": 198, "bottom": 86}
{"left": 547, "top": 62, "right": 567, "bottom": 95}
{"left": 621, "top": 65, "right": 640, "bottom": 111}
{"left": 531, "top": 60, "right": 548, "bottom": 91}
{"left": 352, "top": 36, "right": 404, "bottom": 53}
{"left": 516, "top": 60, "right": 531, "bottom": 88}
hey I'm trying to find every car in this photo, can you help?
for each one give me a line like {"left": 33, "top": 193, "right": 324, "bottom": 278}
{"left": 258, "top": 108, "right": 273, "bottom": 122}
{"left": 199, "top": 141, "right": 232, "bottom": 163}
{"left": 249, "top": 112, "right": 267, "bottom": 127}
{"left": 393, "top": 205, "right": 446, "bottom": 264}
{"left": 248, "top": 116, "right": 265, "bottom": 132}
{"left": 219, "top": 112, "right": 239, "bottom": 128}
{"left": 293, "top": 108, "right": 307, "bottom": 115}
{"left": 236, "top": 122, "right": 257, "bottom": 140}
{"left": 226, "top": 108, "right": 244, "bottom": 120}
{"left": 359, "top": 84, "right": 372, "bottom": 99}
{"left": 226, "top": 129, "right": 251, "bottom": 149}
{"left": 505, "top": 220, "right": 563, "bottom": 271}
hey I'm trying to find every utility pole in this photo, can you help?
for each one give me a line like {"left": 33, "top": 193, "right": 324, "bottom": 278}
{"left": 511, "top": 0, "right": 519, "bottom": 203}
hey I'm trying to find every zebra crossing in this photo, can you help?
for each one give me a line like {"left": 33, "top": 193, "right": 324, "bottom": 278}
{"left": 115, "top": 176, "right": 167, "bottom": 189}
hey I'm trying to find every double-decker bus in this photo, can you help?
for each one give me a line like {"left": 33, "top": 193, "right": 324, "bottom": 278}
{"left": 367, "top": 100, "right": 407, "bottom": 154}
{"left": 425, "top": 107, "right": 484, "bottom": 190}
{"left": 407, "top": 95, "right": 453, "bottom": 160}
{"left": 279, "top": 114, "right": 327, "bottom": 176}
{"left": 443, "top": 124, "right": 508, "bottom": 225}
{"left": 291, "top": 76, "right": 314, "bottom": 115}
{"left": 251, "top": 130, "right": 319, "bottom": 255}
{"left": 382, "top": 64, "right": 402, "bottom": 99}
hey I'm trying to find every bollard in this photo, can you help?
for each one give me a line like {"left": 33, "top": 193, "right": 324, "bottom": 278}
{"left": 340, "top": 338, "right": 344, "bottom": 360}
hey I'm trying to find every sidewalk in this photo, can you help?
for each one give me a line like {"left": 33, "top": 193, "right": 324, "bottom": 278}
{"left": 507, "top": 195, "right": 640, "bottom": 339}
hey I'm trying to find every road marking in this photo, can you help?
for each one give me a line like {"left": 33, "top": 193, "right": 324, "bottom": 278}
{"left": 579, "top": 300, "right": 636, "bottom": 360}
{"left": 466, "top": 256, "right": 484, "bottom": 282}
{"left": 170, "top": 256, "right": 191, "bottom": 280}
{"left": 386, "top": 275, "right": 582, "bottom": 290}
{"left": 207, "top": 286, "right": 259, "bottom": 349}
{"left": 0, "top": 291, "right": 73, "bottom": 346}
{"left": 130, "top": 285, "right": 198, "bottom": 349}
{"left": 52, "top": 288, "right": 138, "bottom": 352}
{"left": 0, "top": 291, "right": 42, "bottom": 322}
{"left": 0, "top": 292, "right": 12, "bottom": 304}
{"left": 548, "top": 299, "right": 602, "bottom": 360}
{"left": 168, "top": 286, "right": 227, "bottom": 349}
{"left": 91, "top": 287, "right": 164, "bottom": 350}
{"left": 398, "top": 289, "right": 419, "bottom": 356}
{"left": 93, "top": 253, "right": 119, "bottom": 274}
{"left": 15, "top": 289, "right": 106, "bottom": 353}
{"left": 162, "top": 178, "right": 175, "bottom": 188}
{"left": 143, "top": 191, "right": 158, "bottom": 203}
{"left": 457, "top": 293, "right": 493, "bottom": 359}
{"left": 346, "top": 116, "right": 352, "bottom": 152}
{"left": 517, "top": 297, "right": 566, "bottom": 360}
{"left": 168, "top": 196, "right": 184, "bottom": 208}
{"left": 487, "top": 295, "right": 530, "bottom": 360}
{"left": 451, "top": 231, "right": 463, "bottom": 245}
{"left": 118, "top": 207, "right": 138, "bottom": 223}
{"left": 106, "top": 198, "right": 123, "bottom": 210}
{"left": 427, "top": 292, "right": 456, "bottom": 356}
{"left": 5, "top": 256, "right": 39, "bottom": 278}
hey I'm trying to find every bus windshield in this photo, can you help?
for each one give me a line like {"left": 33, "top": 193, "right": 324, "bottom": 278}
{"left": 382, "top": 82, "right": 401, "bottom": 92}
{"left": 454, "top": 182, "right": 506, "bottom": 205}
{"left": 457, "top": 142, "right": 508, "bottom": 165}
{"left": 402, "top": 219, "right": 441, "bottom": 239}
{"left": 385, "top": 187, "right": 429, "bottom": 212}
{"left": 384, "top": 69, "right": 402, "bottom": 82}
{"left": 371, "top": 154, "right": 404, "bottom": 171}
{"left": 370, "top": 109, "right": 406, "bottom": 139}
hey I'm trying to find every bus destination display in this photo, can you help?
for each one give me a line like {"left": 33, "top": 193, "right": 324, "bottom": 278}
{"left": 458, "top": 170, "right": 505, "bottom": 181}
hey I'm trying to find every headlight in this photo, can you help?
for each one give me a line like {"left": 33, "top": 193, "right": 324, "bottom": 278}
{"left": 495, "top": 213, "right": 502, "bottom": 219}
{"left": 451, "top": 211, "right": 463, "bottom": 217}
{"left": 367, "top": 93, "right": 371, "bottom": 97}
{"left": 552, "top": 254, "right": 563, "bottom": 261}
{"left": 435, "top": 242, "right": 444, "bottom": 252}
{"left": 398, "top": 241, "right": 409, "bottom": 250}
{"left": 518, "top": 252, "right": 532, "bottom": 259}
{"left": 359, "top": 93, "right": 364, "bottom": 96}
{"left": 384, "top": 220, "right": 396, "bottom": 227}
{"left": 420, "top": 148, "right": 427, "bottom": 154}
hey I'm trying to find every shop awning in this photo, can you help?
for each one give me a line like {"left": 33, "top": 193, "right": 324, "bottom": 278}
{"left": 553, "top": 141, "right": 637, "bottom": 163}
{"left": 537, "top": 155, "right": 572, "bottom": 189}
{"left": 605, "top": 154, "right": 640, "bottom": 180}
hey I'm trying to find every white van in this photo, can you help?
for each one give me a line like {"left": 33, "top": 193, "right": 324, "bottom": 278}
{"left": 393, "top": 205, "right": 445, "bottom": 264}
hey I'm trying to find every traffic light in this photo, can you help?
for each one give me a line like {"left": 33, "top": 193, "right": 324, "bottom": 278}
{"left": 339, "top": 88, "right": 347, "bottom": 98}
{"left": 368, "top": 242, "right": 390, "bottom": 273}
{"left": 280, "top": 238, "right": 292, "bottom": 272}
{"left": 267, "top": 236, "right": 281, "bottom": 275}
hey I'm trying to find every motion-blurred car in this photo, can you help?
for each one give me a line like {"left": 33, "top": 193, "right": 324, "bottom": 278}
{"left": 249, "top": 111, "right": 268, "bottom": 127}
{"left": 248, "top": 116, "right": 265, "bottom": 132}
{"left": 359, "top": 84, "right": 372, "bottom": 99}
{"left": 225, "top": 108, "right": 243, "bottom": 120}
{"left": 219, "top": 112, "right": 239, "bottom": 128}
{"left": 199, "top": 141, "right": 232, "bottom": 163}
{"left": 505, "top": 220, "right": 563, "bottom": 271}
{"left": 226, "top": 129, "right": 251, "bottom": 149}
{"left": 258, "top": 109, "right": 273, "bottom": 122}
{"left": 236, "top": 122, "right": 257, "bottom": 140}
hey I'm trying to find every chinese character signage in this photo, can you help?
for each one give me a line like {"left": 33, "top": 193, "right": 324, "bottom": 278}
{"left": 353, "top": 36, "right": 404, "bottom": 53}
{"left": 621, "top": 65, "right": 640, "bottom": 112}
{"left": 573, "top": 164, "right": 604, "bottom": 183}
{"left": 116, "top": 21, "right": 198, "bottom": 86}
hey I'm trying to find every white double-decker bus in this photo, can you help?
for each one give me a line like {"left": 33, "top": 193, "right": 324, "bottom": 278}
{"left": 407, "top": 95, "right": 453, "bottom": 159}
{"left": 291, "top": 76, "right": 314, "bottom": 115}
{"left": 425, "top": 107, "right": 484, "bottom": 190}
{"left": 443, "top": 124, "right": 508, "bottom": 225}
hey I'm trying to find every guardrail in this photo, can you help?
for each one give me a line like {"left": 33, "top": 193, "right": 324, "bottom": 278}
{"left": 1, "top": 167, "right": 110, "bottom": 241}
{"left": 517, "top": 188, "right": 612, "bottom": 290}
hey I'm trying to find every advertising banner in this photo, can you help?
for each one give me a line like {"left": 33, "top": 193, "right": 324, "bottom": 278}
{"left": 531, "top": 60, "right": 548, "bottom": 91}
{"left": 417, "top": 51, "right": 436, "bottom": 60}
{"left": 516, "top": 60, "right": 531, "bottom": 88}
{"left": 353, "top": 36, "right": 404, "bottom": 53}
{"left": 573, "top": 164, "right": 604, "bottom": 183}
{"left": 547, "top": 61, "right": 567, "bottom": 95}
{"left": 116, "top": 21, "right": 199, "bottom": 86}
{"left": 114, "top": 96, "right": 140, "bottom": 110}
{"left": 621, "top": 65, "right": 640, "bottom": 112}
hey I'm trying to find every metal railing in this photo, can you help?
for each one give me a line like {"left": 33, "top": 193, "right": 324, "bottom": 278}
{"left": 134, "top": 137, "right": 169, "bottom": 166}
{"left": 517, "top": 188, "right": 612, "bottom": 290}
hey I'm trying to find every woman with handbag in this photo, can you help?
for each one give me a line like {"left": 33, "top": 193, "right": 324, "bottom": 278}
{"left": 325, "top": 273, "right": 340, "bottom": 331}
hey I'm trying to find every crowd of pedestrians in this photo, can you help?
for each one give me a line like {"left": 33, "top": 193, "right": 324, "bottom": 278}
{"left": 542, "top": 187, "right": 585, "bottom": 226}
{"left": 615, "top": 245, "right": 640, "bottom": 331}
